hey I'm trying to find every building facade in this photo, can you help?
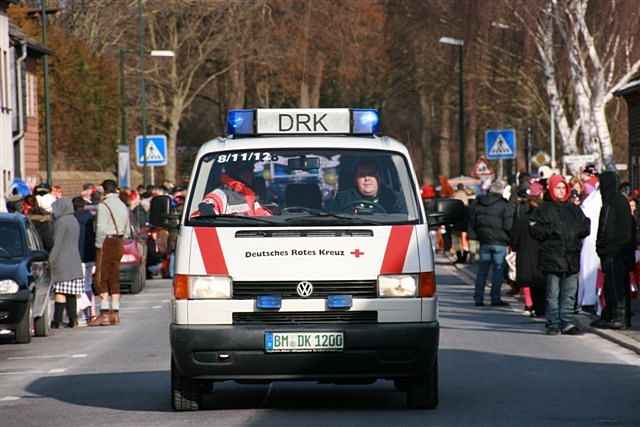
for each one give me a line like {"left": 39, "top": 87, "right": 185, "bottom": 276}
{"left": 10, "top": 23, "right": 49, "bottom": 188}
{"left": 0, "top": 0, "right": 16, "bottom": 210}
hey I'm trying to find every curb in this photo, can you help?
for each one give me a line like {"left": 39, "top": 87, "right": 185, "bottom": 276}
{"left": 449, "top": 258, "right": 640, "bottom": 355}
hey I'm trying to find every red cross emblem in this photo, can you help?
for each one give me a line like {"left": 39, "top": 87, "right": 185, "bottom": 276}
{"left": 351, "top": 249, "right": 365, "bottom": 258}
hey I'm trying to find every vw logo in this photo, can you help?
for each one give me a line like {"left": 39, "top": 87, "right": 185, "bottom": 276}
{"left": 296, "top": 281, "right": 314, "bottom": 298}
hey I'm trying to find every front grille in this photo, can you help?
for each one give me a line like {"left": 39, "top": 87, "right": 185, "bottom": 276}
{"left": 233, "top": 280, "right": 377, "bottom": 299}
{"left": 232, "top": 311, "right": 378, "bottom": 325}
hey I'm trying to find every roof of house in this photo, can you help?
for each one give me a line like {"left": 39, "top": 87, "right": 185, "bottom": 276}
{"left": 9, "top": 23, "right": 52, "bottom": 56}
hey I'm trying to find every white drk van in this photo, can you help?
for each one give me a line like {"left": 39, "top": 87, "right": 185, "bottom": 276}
{"left": 150, "top": 108, "right": 447, "bottom": 411}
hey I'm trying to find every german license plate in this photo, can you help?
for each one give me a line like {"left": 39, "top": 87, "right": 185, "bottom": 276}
{"left": 265, "top": 332, "right": 344, "bottom": 353}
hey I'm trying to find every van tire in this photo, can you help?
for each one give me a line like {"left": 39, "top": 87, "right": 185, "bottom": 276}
{"left": 406, "top": 357, "right": 438, "bottom": 410}
{"left": 34, "top": 301, "right": 49, "bottom": 337}
{"left": 171, "top": 360, "right": 200, "bottom": 411}
{"left": 15, "top": 302, "right": 32, "bottom": 344}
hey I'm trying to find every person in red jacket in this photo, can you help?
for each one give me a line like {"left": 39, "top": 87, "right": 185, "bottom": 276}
{"left": 194, "top": 162, "right": 271, "bottom": 217}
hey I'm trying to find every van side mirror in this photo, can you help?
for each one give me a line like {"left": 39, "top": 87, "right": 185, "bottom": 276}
{"left": 149, "top": 195, "right": 178, "bottom": 229}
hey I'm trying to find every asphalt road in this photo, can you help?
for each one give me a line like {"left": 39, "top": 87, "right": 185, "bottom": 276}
{"left": 0, "top": 263, "right": 639, "bottom": 427}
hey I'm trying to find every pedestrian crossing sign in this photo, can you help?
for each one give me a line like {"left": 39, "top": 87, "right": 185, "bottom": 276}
{"left": 135, "top": 135, "right": 167, "bottom": 167}
{"left": 485, "top": 129, "right": 516, "bottom": 160}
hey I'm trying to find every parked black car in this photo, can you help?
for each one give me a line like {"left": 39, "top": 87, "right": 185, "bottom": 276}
{"left": 0, "top": 213, "right": 51, "bottom": 343}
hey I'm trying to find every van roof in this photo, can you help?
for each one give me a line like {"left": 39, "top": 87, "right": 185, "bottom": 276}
{"left": 194, "top": 135, "right": 410, "bottom": 162}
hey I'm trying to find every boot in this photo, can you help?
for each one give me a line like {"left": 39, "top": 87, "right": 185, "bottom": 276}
{"left": 462, "top": 250, "right": 469, "bottom": 264}
{"left": 455, "top": 251, "right": 463, "bottom": 264}
{"left": 51, "top": 302, "right": 65, "bottom": 329}
{"left": 611, "top": 305, "right": 629, "bottom": 330}
{"left": 65, "top": 295, "right": 78, "bottom": 328}
{"left": 110, "top": 310, "right": 120, "bottom": 325}
{"left": 88, "top": 310, "right": 112, "bottom": 327}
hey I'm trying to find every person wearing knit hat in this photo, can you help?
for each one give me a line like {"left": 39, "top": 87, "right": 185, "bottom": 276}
{"left": 530, "top": 175, "right": 591, "bottom": 335}
{"left": 468, "top": 178, "right": 515, "bottom": 307}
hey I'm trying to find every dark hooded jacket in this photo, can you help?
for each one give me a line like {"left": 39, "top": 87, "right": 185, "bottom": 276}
{"left": 530, "top": 176, "right": 590, "bottom": 274}
{"left": 596, "top": 171, "right": 634, "bottom": 262}
{"left": 468, "top": 193, "right": 515, "bottom": 245}
{"left": 511, "top": 204, "right": 545, "bottom": 287}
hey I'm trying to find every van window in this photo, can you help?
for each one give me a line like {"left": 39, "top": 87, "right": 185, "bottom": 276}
{"left": 186, "top": 148, "right": 420, "bottom": 227}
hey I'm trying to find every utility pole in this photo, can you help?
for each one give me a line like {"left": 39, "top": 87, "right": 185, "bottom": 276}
{"left": 139, "top": 0, "right": 150, "bottom": 187}
{"left": 119, "top": 49, "right": 127, "bottom": 150}
{"left": 457, "top": 44, "right": 465, "bottom": 177}
{"left": 41, "top": 0, "right": 52, "bottom": 185}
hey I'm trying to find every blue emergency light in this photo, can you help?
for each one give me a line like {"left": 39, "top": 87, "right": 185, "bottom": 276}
{"left": 226, "top": 109, "right": 255, "bottom": 136}
{"left": 351, "top": 109, "right": 380, "bottom": 135}
{"left": 327, "top": 294, "right": 353, "bottom": 310}
{"left": 226, "top": 108, "right": 380, "bottom": 137}
{"left": 256, "top": 294, "right": 282, "bottom": 310}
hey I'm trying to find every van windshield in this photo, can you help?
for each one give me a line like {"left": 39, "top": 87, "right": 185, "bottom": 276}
{"left": 185, "top": 148, "right": 420, "bottom": 227}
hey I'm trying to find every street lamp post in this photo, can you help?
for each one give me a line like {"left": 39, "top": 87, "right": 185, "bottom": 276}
{"left": 119, "top": 47, "right": 174, "bottom": 189}
{"left": 439, "top": 36, "right": 465, "bottom": 177}
{"left": 138, "top": 0, "right": 175, "bottom": 187}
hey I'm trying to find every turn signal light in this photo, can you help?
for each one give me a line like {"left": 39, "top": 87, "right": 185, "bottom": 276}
{"left": 419, "top": 272, "right": 436, "bottom": 297}
{"left": 174, "top": 274, "right": 189, "bottom": 300}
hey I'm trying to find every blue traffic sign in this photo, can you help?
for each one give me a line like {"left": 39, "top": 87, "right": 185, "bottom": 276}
{"left": 135, "top": 135, "right": 167, "bottom": 167}
{"left": 485, "top": 129, "right": 516, "bottom": 160}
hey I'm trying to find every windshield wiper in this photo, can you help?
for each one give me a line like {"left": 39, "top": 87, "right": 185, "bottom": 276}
{"left": 284, "top": 212, "right": 387, "bottom": 225}
{"left": 189, "top": 214, "right": 276, "bottom": 225}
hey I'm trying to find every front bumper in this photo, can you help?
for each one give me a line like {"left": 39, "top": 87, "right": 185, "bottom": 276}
{"left": 0, "top": 289, "right": 30, "bottom": 326}
{"left": 171, "top": 321, "right": 439, "bottom": 381}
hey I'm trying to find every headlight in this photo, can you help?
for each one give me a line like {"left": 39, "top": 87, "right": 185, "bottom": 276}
{"left": 120, "top": 254, "right": 137, "bottom": 263}
{"left": 0, "top": 279, "right": 19, "bottom": 295}
{"left": 188, "top": 276, "right": 232, "bottom": 299}
{"left": 378, "top": 275, "right": 418, "bottom": 297}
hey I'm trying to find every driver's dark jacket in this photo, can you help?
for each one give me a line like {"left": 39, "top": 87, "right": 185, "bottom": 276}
{"left": 329, "top": 187, "right": 406, "bottom": 213}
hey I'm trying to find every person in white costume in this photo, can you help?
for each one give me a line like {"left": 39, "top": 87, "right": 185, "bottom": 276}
{"left": 578, "top": 181, "right": 602, "bottom": 313}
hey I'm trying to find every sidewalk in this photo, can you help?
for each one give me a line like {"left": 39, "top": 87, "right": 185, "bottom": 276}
{"left": 447, "top": 255, "right": 640, "bottom": 355}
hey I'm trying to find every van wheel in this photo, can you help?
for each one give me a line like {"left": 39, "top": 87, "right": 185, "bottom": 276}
{"left": 406, "top": 357, "right": 438, "bottom": 410}
{"left": 34, "top": 301, "right": 49, "bottom": 337}
{"left": 171, "top": 360, "right": 201, "bottom": 411}
{"left": 15, "top": 302, "right": 32, "bottom": 344}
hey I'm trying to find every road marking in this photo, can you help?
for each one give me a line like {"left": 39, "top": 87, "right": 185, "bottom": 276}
{"left": 71, "top": 354, "right": 88, "bottom": 358}
{"left": 0, "top": 369, "right": 66, "bottom": 376}
{"left": 8, "top": 354, "right": 66, "bottom": 360}
{"left": 152, "top": 305, "right": 162, "bottom": 309}
{"left": 0, "top": 396, "right": 20, "bottom": 401}
{"left": 162, "top": 299, "right": 170, "bottom": 303}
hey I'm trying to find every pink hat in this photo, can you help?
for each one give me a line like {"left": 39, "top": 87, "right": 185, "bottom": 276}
{"left": 527, "top": 182, "right": 544, "bottom": 197}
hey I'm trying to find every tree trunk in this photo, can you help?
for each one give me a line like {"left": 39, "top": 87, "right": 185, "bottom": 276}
{"left": 299, "top": 81, "right": 310, "bottom": 108}
{"left": 309, "top": 53, "right": 326, "bottom": 108}
{"left": 439, "top": 90, "right": 451, "bottom": 178}
{"left": 419, "top": 91, "right": 435, "bottom": 185}
{"left": 593, "top": 102, "right": 614, "bottom": 168}
{"left": 166, "top": 101, "right": 183, "bottom": 184}
{"left": 228, "top": 61, "right": 246, "bottom": 109}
